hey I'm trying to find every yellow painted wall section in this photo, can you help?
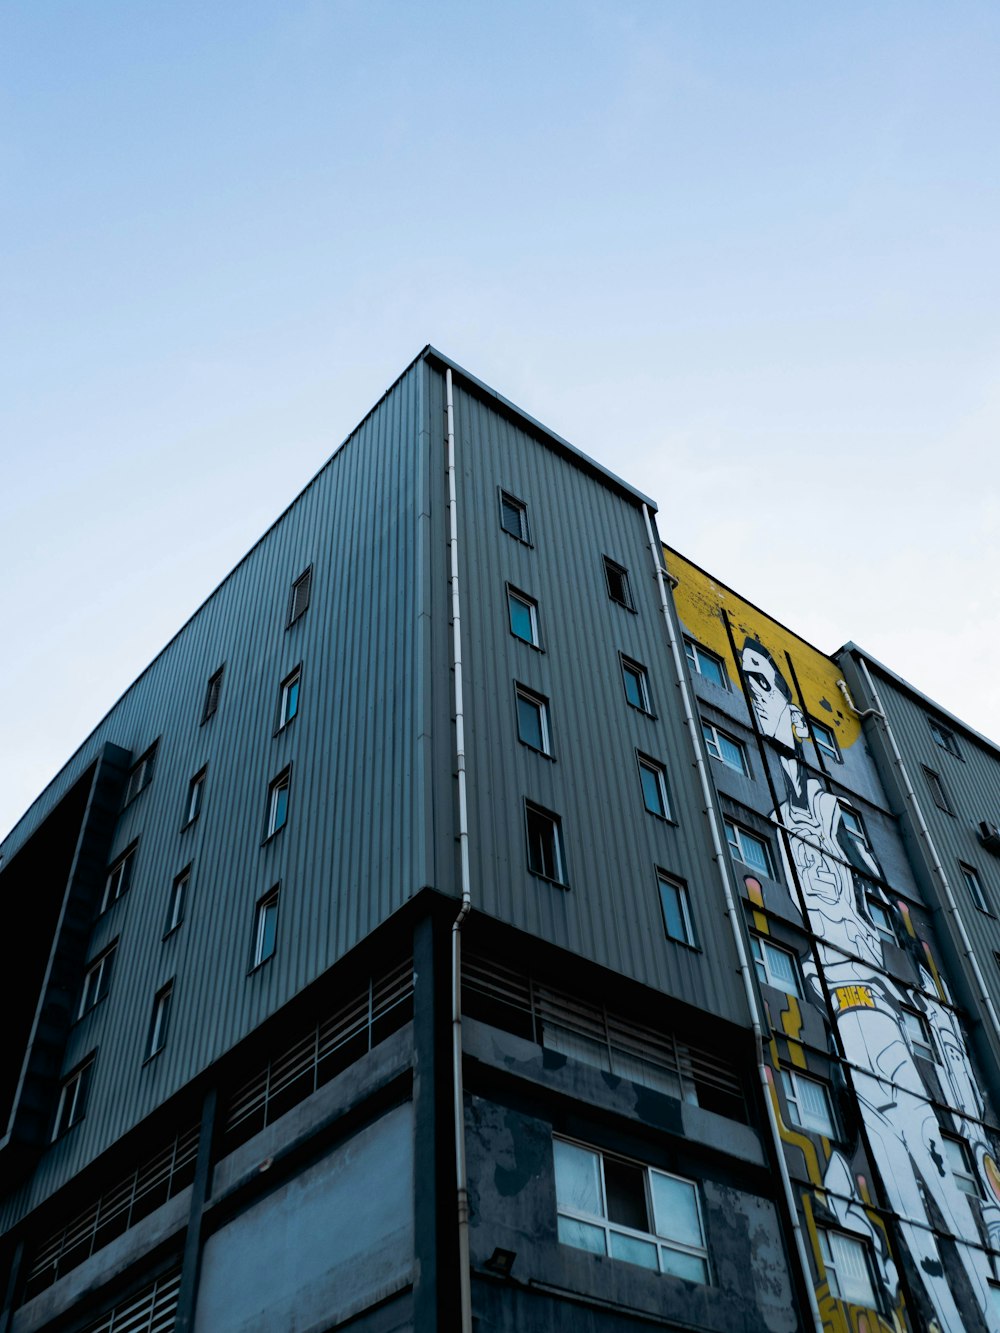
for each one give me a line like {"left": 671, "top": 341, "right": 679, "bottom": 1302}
{"left": 664, "top": 546, "right": 863, "bottom": 752}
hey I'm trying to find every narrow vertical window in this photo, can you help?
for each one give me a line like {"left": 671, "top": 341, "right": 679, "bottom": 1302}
{"left": 166, "top": 866, "right": 191, "bottom": 935}
{"left": 499, "top": 490, "right": 529, "bottom": 542}
{"left": 278, "top": 666, "right": 301, "bottom": 730}
{"left": 145, "top": 982, "right": 174, "bottom": 1060}
{"left": 123, "top": 741, "right": 158, "bottom": 807}
{"left": 657, "top": 870, "right": 695, "bottom": 945}
{"left": 921, "top": 766, "right": 953, "bottom": 814}
{"left": 603, "top": 557, "right": 633, "bottom": 610}
{"left": 53, "top": 1057, "right": 95, "bottom": 1139}
{"left": 507, "top": 587, "right": 539, "bottom": 646}
{"left": 184, "top": 768, "right": 207, "bottom": 828}
{"left": 287, "top": 567, "right": 313, "bottom": 626}
{"left": 637, "top": 755, "right": 670, "bottom": 819}
{"left": 620, "top": 656, "right": 651, "bottom": 713}
{"left": 838, "top": 803, "right": 870, "bottom": 850}
{"left": 202, "top": 667, "right": 224, "bottom": 723}
{"left": 515, "top": 684, "right": 551, "bottom": 754}
{"left": 101, "top": 842, "right": 138, "bottom": 913}
{"left": 252, "top": 887, "right": 280, "bottom": 968}
{"left": 960, "top": 863, "right": 991, "bottom": 914}
{"left": 79, "top": 942, "right": 118, "bottom": 1017}
{"left": 525, "top": 802, "right": 566, "bottom": 883}
{"left": 901, "top": 1007, "right": 936, "bottom": 1061}
{"left": 265, "top": 768, "right": 291, "bottom": 839}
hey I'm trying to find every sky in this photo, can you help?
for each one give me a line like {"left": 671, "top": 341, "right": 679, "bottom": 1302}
{"left": 2, "top": 1, "right": 999, "bottom": 840}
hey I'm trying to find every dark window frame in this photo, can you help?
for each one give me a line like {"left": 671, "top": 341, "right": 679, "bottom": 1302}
{"left": 656, "top": 868, "right": 696, "bottom": 947}
{"left": 620, "top": 654, "right": 653, "bottom": 715}
{"left": 524, "top": 800, "right": 567, "bottom": 886}
{"left": 201, "top": 666, "right": 224, "bottom": 724}
{"left": 52, "top": 1054, "right": 96, "bottom": 1140}
{"left": 921, "top": 765, "right": 954, "bottom": 815}
{"left": 506, "top": 584, "right": 541, "bottom": 649}
{"left": 100, "top": 841, "right": 139, "bottom": 914}
{"left": 514, "top": 683, "right": 552, "bottom": 757}
{"left": 164, "top": 865, "right": 192, "bottom": 938}
{"left": 498, "top": 488, "right": 530, "bottom": 544}
{"left": 276, "top": 664, "right": 302, "bottom": 733}
{"left": 637, "top": 752, "right": 672, "bottom": 821}
{"left": 250, "top": 885, "right": 281, "bottom": 971}
{"left": 603, "top": 556, "right": 634, "bottom": 611}
{"left": 959, "top": 862, "right": 992, "bottom": 915}
{"left": 264, "top": 766, "right": 292, "bottom": 843}
{"left": 78, "top": 941, "right": 118, "bottom": 1019}
{"left": 182, "top": 766, "right": 207, "bottom": 830}
{"left": 287, "top": 565, "right": 313, "bottom": 628}
{"left": 928, "top": 718, "right": 961, "bottom": 758}
{"left": 144, "top": 981, "right": 174, "bottom": 1062}
{"left": 122, "top": 741, "right": 159, "bottom": 809}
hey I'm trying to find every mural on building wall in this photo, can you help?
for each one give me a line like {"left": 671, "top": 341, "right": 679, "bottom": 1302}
{"left": 666, "top": 548, "right": 1000, "bottom": 1332}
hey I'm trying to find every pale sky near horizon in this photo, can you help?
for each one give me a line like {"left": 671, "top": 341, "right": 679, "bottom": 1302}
{"left": 2, "top": 1, "right": 999, "bottom": 841}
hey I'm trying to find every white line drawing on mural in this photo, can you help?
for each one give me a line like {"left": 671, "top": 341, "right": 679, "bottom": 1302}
{"left": 741, "top": 638, "right": 1000, "bottom": 1333}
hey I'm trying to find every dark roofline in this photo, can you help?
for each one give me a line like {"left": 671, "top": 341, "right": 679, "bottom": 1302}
{"left": 838, "top": 641, "right": 1000, "bottom": 755}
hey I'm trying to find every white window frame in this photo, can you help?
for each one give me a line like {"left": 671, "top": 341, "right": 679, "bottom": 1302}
{"left": 637, "top": 754, "right": 671, "bottom": 819}
{"left": 657, "top": 870, "right": 695, "bottom": 946}
{"left": 902, "top": 1006, "right": 936, "bottom": 1062}
{"left": 922, "top": 765, "right": 953, "bottom": 815}
{"left": 79, "top": 943, "right": 117, "bottom": 1018}
{"left": 701, "top": 721, "right": 748, "bottom": 775}
{"left": 101, "top": 843, "right": 137, "bottom": 914}
{"left": 781, "top": 1069, "right": 835, "bottom": 1136}
{"left": 515, "top": 684, "right": 551, "bottom": 755}
{"left": 145, "top": 982, "right": 173, "bottom": 1061}
{"left": 265, "top": 769, "right": 291, "bottom": 839}
{"left": 499, "top": 490, "right": 529, "bottom": 543}
{"left": 202, "top": 667, "right": 224, "bottom": 723}
{"left": 252, "top": 888, "right": 280, "bottom": 968}
{"left": 809, "top": 717, "right": 841, "bottom": 764}
{"left": 723, "top": 819, "right": 773, "bottom": 877}
{"left": 53, "top": 1057, "right": 94, "bottom": 1139}
{"left": 818, "top": 1228, "right": 878, "bottom": 1310}
{"left": 507, "top": 586, "right": 539, "bottom": 647}
{"left": 166, "top": 867, "right": 190, "bottom": 935}
{"left": 684, "top": 638, "right": 728, "bottom": 690}
{"left": 123, "top": 742, "right": 158, "bottom": 807}
{"left": 866, "top": 894, "right": 896, "bottom": 945}
{"left": 525, "top": 801, "right": 566, "bottom": 884}
{"left": 941, "top": 1134, "right": 980, "bottom": 1197}
{"left": 620, "top": 655, "right": 652, "bottom": 714}
{"left": 184, "top": 768, "right": 206, "bottom": 827}
{"left": 278, "top": 666, "right": 301, "bottom": 730}
{"left": 838, "top": 803, "right": 870, "bottom": 850}
{"left": 553, "top": 1138, "right": 709, "bottom": 1283}
{"left": 751, "top": 936, "right": 800, "bottom": 997}
{"left": 960, "top": 862, "right": 991, "bottom": 914}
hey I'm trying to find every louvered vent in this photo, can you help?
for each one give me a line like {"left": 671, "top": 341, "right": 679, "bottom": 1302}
{"left": 288, "top": 567, "right": 312, "bottom": 625}
{"left": 81, "top": 1269, "right": 182, "bottom": 1333}
{"left": 202, "top": 668, "right": 223, "bottom": 722}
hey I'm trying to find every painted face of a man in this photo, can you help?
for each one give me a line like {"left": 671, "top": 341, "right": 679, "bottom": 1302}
{"left": 742, "top": 644, "right": 797, "bottom": 750}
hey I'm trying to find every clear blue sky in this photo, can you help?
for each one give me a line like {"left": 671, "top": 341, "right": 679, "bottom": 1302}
{"left": 2, "top": 1, "right": 998, "bottom": 838}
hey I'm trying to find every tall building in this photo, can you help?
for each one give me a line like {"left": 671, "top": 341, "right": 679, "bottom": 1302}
{"left": 1, "top": 347, "right": 998, "bottom": 1333}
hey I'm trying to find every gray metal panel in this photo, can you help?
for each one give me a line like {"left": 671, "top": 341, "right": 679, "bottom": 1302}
{"left": 445, "top": 371, "right": 747, "bottom": 1021}
{"left": 4, "top": 362, "right": 435, "bottom": 1212}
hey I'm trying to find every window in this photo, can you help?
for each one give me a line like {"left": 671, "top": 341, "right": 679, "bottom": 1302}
{"left": 818, "top": 1229, "right": 878, "bottom": 1310}
{"left": 638, "top": 755, "right": 670, "bottom": 819}
{"left": 724, "top": 819, "right": 773, "bottom": 877}
{"left": 989, "top": 1282, "right": 1000, "bottom": 1321}
{"left": 252, "top": 888, "right": 280, "bottom": 968}
{"left": 922, "top": 766, "right": 953, "bottom": 815}
{"left": 838, "top": 803, "right": 869, "bottom": 850}
{"left": 499, "top": 490, "right": 529, "bottom": 542}
{"left": 278, "top": 666, "right": 301, "bottom": 729}
{"left": 202, "top": 667, "right": 224, "bottom": 723}
{"left": 183, "top": 767, "right": 206, "bottom": 828}
{"left": 941, "top": 1134, "right": 980, "bottom": 1197}
{"left": 657, "top": 870, "right": 695, "bottom": 946}
{"left": 101, "top": 842, "right": 138, "bottom": 913}
{"left": 166, "top": 866, "right": 190, "bottom": 935}
{"left": 902, "top": 1006, "right": 936, "bottom": 1061}
{"left": 79, "top": 943, "right": 117, "bottom": 1018}
{"left": 507, "top": 587, "right": 539, "bottom": 647}
{"left": 515, "top": 685, "right": 551, "bottom": 755}
{"left": 751, "top": 936, "right": 800, "bottom": 997}
{"left": 525, "top": 801, "right": 565, "bottom": 883}
{"left": 929, "top": 719, "right": 961, "bottom": 757}
{"left": 265, "top": 769, "right": 291, "bottom": 839}
{"left": 960, "top": 863, "right": 992, "bottom": 914}
{"left": 603, "top": 558, "right": 634, "bottom": 611}
{"left": 287, "top": 567, "right": 312, "bottom": 626}
{"left": 866, "top": 894, "right": 896, "bottom": 944}
{"left": 123, "top": 742, "right": 158, "bottom": 807}
{"left": 53, "top": 1057, "right": 95, "bottom": 1139}
{"left": 684, "top": 639, "right": 728, "bottom": 690}
{"left": 620, "top": 656, "right": 652, "bottom": 713}
{"left": 553, "top": 1139, "right": 709, "bottom": 1283}
{"left": 145, "top": 982, "right": 174, "bottom": 1060}
{"left": 810, "top": 717, "right": 841, "bottom": 764}
{"left": 701, "top": 722, "right": 749, "bottom": 775}
{"left": 781, "top": 1070, "right": 835, "bottom": 1136}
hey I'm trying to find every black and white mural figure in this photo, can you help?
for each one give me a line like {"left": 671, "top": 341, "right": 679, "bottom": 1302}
{"left": 742, "top": 639, "right": 1000, "bottom": 1332}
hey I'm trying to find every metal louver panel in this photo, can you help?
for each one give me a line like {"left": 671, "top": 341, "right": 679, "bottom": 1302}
{"left": 82, "top": 1268, "right": 182, "bottom": 1333}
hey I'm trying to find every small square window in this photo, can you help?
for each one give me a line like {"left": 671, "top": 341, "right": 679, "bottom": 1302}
{"left": 818, "top": 1229, "right": 878, "bottom": 1310}
{"left": 515, "top": 684, "right": 551, "bottom": 755}
{"left": 101, "top": 842, "right": 138, "bottom": 913}
{"left": 941, "top": 1134, "right": 980, "bottom": 1197}
{"left": 79, "top": 942, "right": 118, "bottom": 1018}
{"left": 53, "top": 1057, "right": 95, "bottom": 1139}
{"left": 684, "top": 639, "right": 728, "bottom": 690}
{"left": 921, "top": 766, "right": 953, "bottom": 815}
{"left": 166, "top": 866, "right": 190, "bottom": 935}
{"left": 751, "top": 936, "right": 800, "bottom": 997}
{"left": 809, "top": 717, "right": 841, "bottom": 764}
{"left": 252, "top": 887, "right": 280, "bottom": 968}
{"left": 603, "top": 557, "right": 634, "bottom": 610}
{"left": 638, "top": 755, "right": 671, "bottom": 819}
{"left": 902, "top": 1006, "right": 936, "bottom": 1062}
{"left": 287, "top": 567, "right": 312, "bottom": 627}
{"left": 724, "top": 819, "right": 773, "bottom": 878}
{"left": 525, "top": 801, "right": 566, "bottom": 884}
{"left": 265, "top": 769, "right": 291, "bottom": 840}
{"left": 620, "top": 656, "right": 652, "bottom": 713}
{"left": 929, "top": 719, "right": 961, "bottom": 757}
{"left": 145, "top": 981, "right": 174, "bottom": 1060}
{"left": 499, "top": 490, "right": 529, "bottom": 543}
{"left": 184, "top": 767, "right": 207, "bottom": 828}
{"left": 701, "top": 722, "right": 749, "bottom": 775}
{"left": 278, "top": 666, "right": 301, "bottom": 730}
{"left": 657, "top": 870, "right": 695, "bottom": 946}
{"left": 202, "top": 667, "right": 224, "bottom": 723}
{"left": 507, "top": 587, "right": 539, "bottom": 647}
{"left": 781, "top": 1069, "right": 835, "bottom": 1136}
{"left": 960, "top": 863, "right": 991, "bottom": 914}
{"left": 123, "top": 742, "right": 158, "bottom": 808}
